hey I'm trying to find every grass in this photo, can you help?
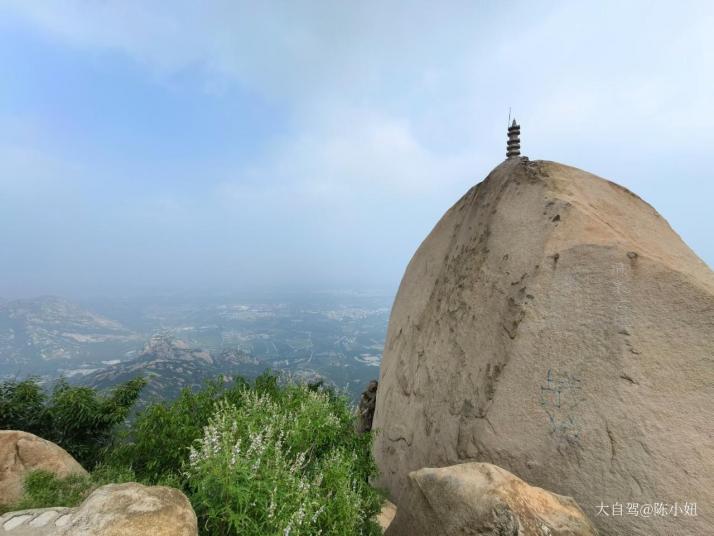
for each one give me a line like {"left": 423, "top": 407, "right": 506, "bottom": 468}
{"left": 0, "top": 465, "right": 135, "bottom": 514}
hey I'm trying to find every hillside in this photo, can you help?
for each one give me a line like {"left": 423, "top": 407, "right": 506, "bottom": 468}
{"left": 0, "top": 297, "right": 141, "bottom": 374}
{"left": 79, "top": 335, "right": 271, "bottom": 402}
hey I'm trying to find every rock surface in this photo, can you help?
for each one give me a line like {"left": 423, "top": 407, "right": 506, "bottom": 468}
{"left": 0, "top": 431, "right": 87, "bottom": 506}
{"left": 373, "top": 158, "right": 714, "bottom": 536}
{"left": 356, "top": 379, "right": 379, "bottom": 433}
{"left": 0, "top": 483, "right": 197, "bottom": 536}
{"left": 377, "top": 499, "right": 397, "bottom": 533}
{"left": 387, "top": 462, "right": 597, "bottom": 536}
{"left": 0, "top": 508, "right": 73, "bottom": 535}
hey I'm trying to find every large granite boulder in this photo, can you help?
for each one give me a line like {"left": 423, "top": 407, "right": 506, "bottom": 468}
{"left": 0, "top": 431, "right": 87, "bottom": 506}
{"left": 387, "top": 462, "right": 597, "bottom": 536}
{"left": 373, "top": 158, "right": 714, "bottom": 536}
{"left": 0, "top": 483, "right": 197, "bottom": 536}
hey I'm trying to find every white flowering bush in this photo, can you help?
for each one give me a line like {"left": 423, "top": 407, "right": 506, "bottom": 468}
{"left": 185, "top": 384, "right": 382, "bottom": 535}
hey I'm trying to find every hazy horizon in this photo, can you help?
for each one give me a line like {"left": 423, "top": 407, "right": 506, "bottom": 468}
{"left": 2, "top": 1, "right": 713, "bottom": 300}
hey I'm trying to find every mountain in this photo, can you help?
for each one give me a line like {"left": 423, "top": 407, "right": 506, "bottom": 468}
{"left": 79, "top": 334, "right": 274, "bottom": 402}
{"left": 0, "top": 296, "right": 141, "bottom": 374}
{"left": 0, "top": 292, "right": 388, "bottom": 402}
{"left": 373, "top": 158, "right": 714, "bottom": 536}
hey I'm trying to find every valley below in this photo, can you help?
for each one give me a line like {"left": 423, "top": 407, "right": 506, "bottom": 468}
{"left": 0, "top": 292, "right": 391, "bottom": 402}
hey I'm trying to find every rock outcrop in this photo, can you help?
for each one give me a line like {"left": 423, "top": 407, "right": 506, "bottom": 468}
{"left": 0, "top": 431, "right": 87, "bottom": 506}
{"left": 373, "top": 158, "right": 714, "bottom": 536}
{"left": 81, "top": 334, "right": 266, "bottom": 403}
{"left": 0, "top": 483, "right": 197, "bottom": 536}
{"left": 387, "top": 462, "right": 597, "bottom": 536}
{"left": 356, "top": 380, "right": 379, "bottom": 434}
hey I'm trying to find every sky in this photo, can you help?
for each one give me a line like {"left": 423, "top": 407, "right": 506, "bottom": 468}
{"left": 1, "top": 1, "right": 713, "bottom": 299}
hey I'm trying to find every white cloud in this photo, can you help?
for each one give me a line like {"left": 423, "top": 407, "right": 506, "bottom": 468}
{"left": 8, "top": 1, "right": 713, "bottom": 158}
{"left": 1, "top": 0, "right": 713, "bottom": 296}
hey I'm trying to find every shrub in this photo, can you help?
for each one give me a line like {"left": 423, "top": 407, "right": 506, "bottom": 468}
{"left": 185, "top": 386, "right": 382, "bottom": 536}
{"left": 3, "top": 373, "right": 383, "bottom": 535}
{"left": 0, "top": 377, "right": 146, "bottom": 469}
{"left": 107, "top": 376, "right": 249, "bottom": 484}
{"left": 107, "top": 372, "right": 304, "bottom": 485}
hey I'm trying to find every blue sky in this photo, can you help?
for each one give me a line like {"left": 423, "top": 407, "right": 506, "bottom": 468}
{"left": 1, "top": 1, "right": 712, "bottom": 299}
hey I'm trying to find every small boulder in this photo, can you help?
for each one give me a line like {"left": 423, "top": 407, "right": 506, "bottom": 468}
{"left": 0, "top": 484, "right": 197, "bottom": 536}
{"left": 377, "top": 499, "right": 397, "bottom": 533}
{"left": 386, "top": 462, "right": 598, "bottom": 536}
{"left": 58, "top": 483, "right": 197, "bottom": 536}
{"left": 0, "top": 431, "right": 87, "bottom": 506}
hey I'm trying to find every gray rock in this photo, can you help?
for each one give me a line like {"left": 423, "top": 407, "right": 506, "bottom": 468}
{"left": 373, "top": 158, "right": 714, "bottom": 536}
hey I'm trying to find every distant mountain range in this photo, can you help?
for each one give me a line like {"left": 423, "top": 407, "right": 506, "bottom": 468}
{"left": 79, "top": 334, "right": 274, "bottom": 403}
{"left": 0, "top": 293, "right": 389, "bottom": 401}
{"left": 0, "top": 296, "right": 141, "bottom": 374}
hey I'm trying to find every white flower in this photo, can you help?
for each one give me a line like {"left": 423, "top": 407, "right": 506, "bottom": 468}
{"left": 268, "top": 486, "right": 277, "bottom": 519}
{"left": 311, "top": 504, "right": 325, "bottom": 524}
{"left": 291, "top": 450, "right": 307, "bottom": 474}
{"left": 229, "top": 439, "right": 242, "bottom": 467}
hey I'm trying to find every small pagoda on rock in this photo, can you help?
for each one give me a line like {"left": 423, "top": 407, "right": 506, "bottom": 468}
{"left": 506, "top": 119, "right": 521, "bottom": 158}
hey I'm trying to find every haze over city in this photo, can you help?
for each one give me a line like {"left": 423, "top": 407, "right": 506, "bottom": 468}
{"left": 2, "top": 1, "right": 713, "bottom": 299}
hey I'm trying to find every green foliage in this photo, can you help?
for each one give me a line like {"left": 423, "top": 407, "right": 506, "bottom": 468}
{"left": 3, "top": 373, "right": 382, "bottom": 535}
{"left": 0, "top": 377, "right": 146, "bottom": 469}
{"left": 0, "top": 378, "right": 47, "bottom": 434}
{"left": 185, "top": 385, "right": 382, "bottom": 536}
{"left": 108, "top": 376, "right": 250, "bottom": 484}
{"left": 0, "top": 471, "right": 91, "bottom": 514}
{"left": 0, "top": 465, "right": 136, "bottom": 515}
{"left": 108, "top": 372, "right": 381, "bottom": 535}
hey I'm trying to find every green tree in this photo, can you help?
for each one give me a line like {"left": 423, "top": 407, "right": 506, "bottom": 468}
{"left": 0, "top": 377, "right": 145, "bottom": 469}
